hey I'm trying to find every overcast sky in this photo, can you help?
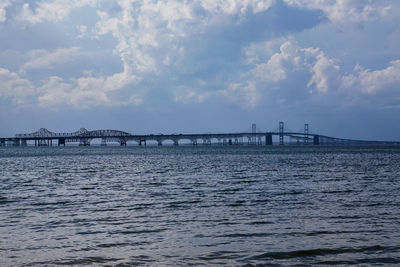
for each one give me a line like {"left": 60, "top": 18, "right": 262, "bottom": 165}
{"left": 0, "top": 0, "right": 399, "bottom": 140}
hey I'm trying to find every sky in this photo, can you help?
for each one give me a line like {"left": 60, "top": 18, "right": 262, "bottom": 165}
{"left": 0, "top": 0, "right": 399, "bottom": 140}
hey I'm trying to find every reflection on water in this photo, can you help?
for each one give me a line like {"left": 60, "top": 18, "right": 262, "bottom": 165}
{"left": 1, "top": 146, "right": 400, "bottom": 266}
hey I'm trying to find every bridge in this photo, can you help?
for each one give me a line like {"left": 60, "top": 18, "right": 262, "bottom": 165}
{"left": 0, "top": 123, "right": 398, "bottom": 147}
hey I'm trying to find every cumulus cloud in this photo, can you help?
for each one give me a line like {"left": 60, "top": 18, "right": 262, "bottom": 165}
{"left": 94, "top": 0, "right": 195, "bottom": 76}
{"left": 283, "top": 0, "right": 391, "bottom": 23}
{"left": 20, "top": 47, "right": 80, "bottom": 73}
{"left": 1, "top": 0, "right": 399, "bottom": 113}
{"left": 173, "top": 39, "right": 343, "bottom": 108}
{"left": 249, "top": 41, "right": 302, "bottom": 83}
{"left": 0, "top": 67, "right": 36, "bottom": 105}
{"left": 0, "top": 0, "right": 11, "bottom": 22}
{"left": 200, "top": 0, "right": 275, "bottom": 16}
{"left": 38, "top": 69, "right": 141, "bottom": 109}
{"left": 341, "top": 59, "right": 400, "bottom": 94}
{"left": 37, "top": 76, "right": 110, "bottom": 108}
{"left": 94, "top": 0, "right": 278, "bottom": 79}
{"left": 18, "top": 0, "right": 99, "bottom": 24}
{"left": 77, "top": 25, "right": 88, "bottom": 38}
{"left": 304, "top": 47, "right": 340, "bottom": 93}
{"left": 230, "top": 41, "right": 339, "bottom": 105}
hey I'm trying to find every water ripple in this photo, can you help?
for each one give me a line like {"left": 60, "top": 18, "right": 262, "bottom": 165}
{"left": 1, "top": 145, "right": 400, "bottom": 266}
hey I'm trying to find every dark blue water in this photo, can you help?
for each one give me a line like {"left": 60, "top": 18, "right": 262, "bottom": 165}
{"left": 1, "top": 146, "right": 400, "bottom": 266}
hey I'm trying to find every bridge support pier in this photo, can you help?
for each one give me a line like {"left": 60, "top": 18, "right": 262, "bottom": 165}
{"left": 192, "top": 140, "right": 197, "bottom": 146}
{"left": 266, "top": 133, "right": 273, "bottom": 145}
{"left": 21, "top": 140, "right": 27, "bottom": 146}
{"left": 173, "top": 140, "right": 179, "bottom": 146}
{"left": 79, "top": 139, "right": 90, "bottom": 146}
{"left": 13, "top": 139, "right": 20, "bottom": 146}
{"left": 139, "top": 139, "right": 146, "bottom": 146}
{"left": 279, "top": 121, "right": 284, "bottom": 145}
{"left": 203, "top": 139, "right": 211, "bottom": 145}
{"left": 158, "top": 140, "right": 163, "bottom": 146}
{"left": 0, "top": 139, "right": 5, "bottom": 147}
{"left": 313, "top": 135, "right": 319, "bottom": 145}
{"left": 247, "top": 136, "right": 252, "bottom": 145}
{"left": 58, "top": 138, "right": 66, "bottom": 146}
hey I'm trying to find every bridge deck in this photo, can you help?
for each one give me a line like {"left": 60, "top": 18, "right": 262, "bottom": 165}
{"left": 1, "top": 129, "right": 399, "bottom": 146}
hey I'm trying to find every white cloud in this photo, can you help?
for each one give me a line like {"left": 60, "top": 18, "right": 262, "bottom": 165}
{"left": 19, "top": 0, "right": 99, "bottom": 24}
{"left": 250, "top": 41, "right": 301, "bottom": 83}
{"left": 20, "top": 47, "right": 80, "bottom": 73}
{"left": 77, "top": 25, "right": 88, "bottom": 38}
{"left": 200, "top": 0, "right": 275, "bottom": 16}
{"left": 0, "top": 0, "right": 11, "bottom": 22}
{"left": 94, "top": 0, "right": 278, "bottom": 78}
{"left": 2, "top": 0, "right": 399, "bottom": 113}
{"left": 173, "top": 85, "right": 212, "bottom": 104}
{"left": 37, "top": 76, "right": 111, "bottom": 108}
{"left": 304, "top": 47, "right": 340, "bottom": 93}
{"left": 220, "top": 81, "right": 260, "bottom": 108}
{"left": 94, "top": 0, "right": 196, "bottom": 76}
{"left": 341, "top": 59, "right": 400, "bottom": 94}
{"left": 283, "top": 0, "right": 391, "bottom": 23}
{"left": 0, "top": 67, "right": 36, "bottom": 104}
{"left": 38, "top": 69, "right": 141, "bottom": 109}
{"left": 205, "top": 40, "right": 342, "bottom": 108}
{"left": 243, "top": 40, "right": 340, "bottom": 91}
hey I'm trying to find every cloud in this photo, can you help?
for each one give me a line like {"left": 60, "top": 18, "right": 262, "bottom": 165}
{"left": 283, "top": 0, "right": 391, "bottom": 23}
{"left": 38, "top": 69, "right": 141, "bottom": 109}
{"left": 304, "top": 47, "right": 340, "bottom": 93}
{"left": 239, "top": 40, "right": 339, "bottom": 102}
{"left": 77, "top": 25, "right": 88, "bottom": 38}
{"left": 37, "top": 76, "right": 110, "bottom": 108}
{"left": 18, "top": 0, "right": 99, "bottom": 24}
{"left": 341, "top": 59, "right": 400, "bottom": 94}
{"left": 1, "top": 0, "right": 399, "bottom": 114}
{"left": 249, "top": 40, "right": 302, "bottom": 83}
{"left": 200, "top": 0, "right": 275, "bottom": 16}
{"left": 94, "top": 0, "right": 279, "bottom": 78}
{"left": 0, "top": 67, "right": 36, "bottom": 104}
{"left": 0, "top": 0, "right": 11, "bottom": 22}
{"left": 94, "top": 0, "right": 195, "bottom": 76}
{"left": 173, "top": 39, "right": 343, "bottom": 108}
{"left": 20, "top": 47, "right": 81, "bottom": 73}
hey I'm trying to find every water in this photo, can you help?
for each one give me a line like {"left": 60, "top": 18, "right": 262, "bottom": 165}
{"left": 1, "top": 146, "right": 400, "bottom": 266}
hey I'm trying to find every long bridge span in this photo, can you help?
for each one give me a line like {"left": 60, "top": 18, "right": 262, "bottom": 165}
{"left": 1, "top": 123, "right": 398, "bottom": 147}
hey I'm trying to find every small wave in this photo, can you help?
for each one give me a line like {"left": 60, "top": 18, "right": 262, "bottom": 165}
{"left": 96, "top": 242, "right": 131, "bottom": 248}
{"left": 29, "top": 256, "right": 122, "bottom": 266}
{"left": 317, "top": 257, "right": 400, "bottom": 265}
{"left": 197, "top": 250, "right": 240, "bottom": 261}
{"left": 80, "top": 186, "right": 95, "bottom": 190}
{"left": 248, "top": 221, "right": 273, "bottom": 225}
{"left": 111, "top": 228, "right": 167, "bottom": 235}
{"left": 0, "top": 195, "right": 15, "bottom": 204}
{"left": 227, "top": 200, "right": 246, "bottom": 207}
{"left": 247, "top": 245, "right": 392, "bottom": 260}
{"left": 218, "top": 232, "right": 273, "bottom": 238}
{"left": 232, "top": 179, "right": 255, "bottom": 184}
{"left": 76, "top": 230, "right": 105, "bottom": 235}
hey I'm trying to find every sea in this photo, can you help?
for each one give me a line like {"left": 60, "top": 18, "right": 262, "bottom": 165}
{"left": 1, "top": 145, "right": 400, "bottom": 266}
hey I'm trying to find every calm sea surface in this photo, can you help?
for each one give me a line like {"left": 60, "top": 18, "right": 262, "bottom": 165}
{"left": 1, "top": 146, "right": 400, "bottom": 266}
